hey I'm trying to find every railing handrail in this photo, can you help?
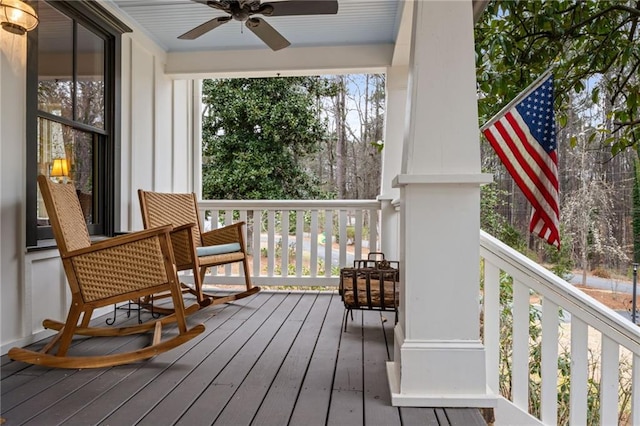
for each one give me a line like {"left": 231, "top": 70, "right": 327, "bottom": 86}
{"left": 198, "top": 199, "right": 380, "bottom": 210}
{"left": 480, "top": 230, "right": 640, "bottom": 352}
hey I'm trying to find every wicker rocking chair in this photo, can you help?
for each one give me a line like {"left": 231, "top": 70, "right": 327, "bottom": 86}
{"left": 7, "top": 176, "right": 204, "bottom": 369}
{"left": 138, "top": 190, "right": 260, "bottom": 310}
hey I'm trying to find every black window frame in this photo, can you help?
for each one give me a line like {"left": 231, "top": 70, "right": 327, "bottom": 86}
{"left": 26, "top": 0, "right": 130, "bottom": 248}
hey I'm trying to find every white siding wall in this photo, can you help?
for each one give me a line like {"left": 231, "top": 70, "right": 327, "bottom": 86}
{"left": 1, "top": 29, "right": 31, "bottom": 353}
{"left": 124, "top": 37, "right": 155, "bottom": 231}
{"left": 119, "top": 35, "right": 195, "bottom": 232}
{"left": 172, "top": 80, "right": 195, "bottom": 193}
{"left": 0, "top": 15, "right": 196, "bottom": 354}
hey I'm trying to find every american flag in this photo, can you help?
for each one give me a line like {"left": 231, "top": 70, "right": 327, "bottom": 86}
{"left": 481, "top": 73, "right": 560, "bottom": 249}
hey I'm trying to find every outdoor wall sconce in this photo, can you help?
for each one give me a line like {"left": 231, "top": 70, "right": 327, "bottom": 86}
{"left": 0, "top": 0, "right": 38, "bottom": 35}
{"left": 50, "top": 158, "right": 69, "bottom": 182}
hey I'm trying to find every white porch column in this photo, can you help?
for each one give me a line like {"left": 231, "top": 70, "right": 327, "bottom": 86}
{"left": 386, "top": 1, "right": 494, "bottom": 408}
{"left": 378, "top": 66, "right": 408, "bottom": 261}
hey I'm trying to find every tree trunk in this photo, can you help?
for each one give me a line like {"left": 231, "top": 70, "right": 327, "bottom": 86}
{"left": 335, "top": 75, "right": 347, "bottom": 199}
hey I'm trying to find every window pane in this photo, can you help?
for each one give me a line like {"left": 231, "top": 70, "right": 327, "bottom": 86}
{"left": 37, "top": 2, "right": 72, "bottom": 120}
{"left": 37, "top": 118, "right": 95, "bottom": 226}
{"left": 71, "top": 130, "right": 95, "bottom": 223}
{"left": 76, "top": 24, "right": 105, "bottom": 129}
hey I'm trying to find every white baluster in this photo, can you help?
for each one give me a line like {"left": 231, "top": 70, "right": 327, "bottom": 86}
{"left": 296, "top": 210, "right": 304, "bottom": 278}
{"left": 310, "top": 210, "right": 318, "bottom": 277}
{"left": 339, "top": 210, "right": 347, "bottom": 267}
{"left": 252, "top": 209, "right": 261, "bottom": 278}
{"left": 354, "top": 209, "right": 363, "bottom": 261}
{"left": 483, "top": 260, "right": 500, "bottom": 395}
{"left": 267, "top": 210, "right": 275, "bottom": 277}
{"left": 541, "top": 298, "right": 559, "bottom": 425}
{"left": 600, "top": 334, "right": 619, "bottom": 424}
{"left": 632, "top": 354, "right": 640, "bottom": 425}
{"left": 512, "top": 279, "right": 530, "bottom": 410}
{"left": 324, "top": 210, "right": 333, "bottom": 277}
{"left": 281, "top": 210, "right": 289, "bottom": 278}
{"left": 570, "top": 317, "right": 588, "bottom": 426}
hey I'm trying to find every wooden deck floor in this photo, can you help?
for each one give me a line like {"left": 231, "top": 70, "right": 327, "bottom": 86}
{"left": 1, "top": 291, "right": 486, "bottom": 426}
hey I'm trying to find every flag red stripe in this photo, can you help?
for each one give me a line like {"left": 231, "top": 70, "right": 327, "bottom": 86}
{"left": 486, "top": 118, "right": 559, "bottom": 225}
{"left": 485, "top": 127, "right": 558, "bottom": 239}
{"left": 531, "top": 210, "right": 559, "bottom": 246}
{"left": 498, "top": 113, "right": 559, "bottom": 217}
{"left": 505, "top": 113, "right": 559, "bottom": 191}
{"left": 499, "top": 112, "right": 559, "bottom": 208}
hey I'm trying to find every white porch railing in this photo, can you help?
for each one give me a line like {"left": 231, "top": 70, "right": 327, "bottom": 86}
{"left": 481, "top": 230, "right": 640, "bottom": 425}
{"left": 196, "top": 199, "right": 380, "bottom": 287}
{"left": 189, "top": 200, "right": 637, "bottom": 423}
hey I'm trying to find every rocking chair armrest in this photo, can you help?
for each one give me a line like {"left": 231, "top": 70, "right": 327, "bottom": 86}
{"left": 168, "top": 223, "right": 197, "bottom": 245}
{"left": 170, "top": 223, "right": 197, "bottom": 233}
{"left": 62, "top": 225, "right": 173, "bottom": 259}
{"left": 201, "top": 221, "right": 245, "bottom": 246}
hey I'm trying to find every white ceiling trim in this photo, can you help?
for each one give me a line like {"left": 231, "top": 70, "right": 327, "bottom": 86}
{"left": 391, "top": 0, "right": 413, "bottom": 67}
{"left": 165, "top": 44, "right": 393, "bottom": 78}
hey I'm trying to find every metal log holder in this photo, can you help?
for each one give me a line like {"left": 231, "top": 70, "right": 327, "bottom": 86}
{"left": 339, "top": 252, "right": 399, "bottom": 331}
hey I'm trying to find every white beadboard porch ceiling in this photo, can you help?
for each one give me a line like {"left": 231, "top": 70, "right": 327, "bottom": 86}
{"left": 110, "top": 0, "right": 404, "bottom": 52}
{"left": 105, "top": 0, "right": 487, "bottom": 78}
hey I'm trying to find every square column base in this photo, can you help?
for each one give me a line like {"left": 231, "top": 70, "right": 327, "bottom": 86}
{"left": 387, "top": 325, "right": 496, "bottom": 408}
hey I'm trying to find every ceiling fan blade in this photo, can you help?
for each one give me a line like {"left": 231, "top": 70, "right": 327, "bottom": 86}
{"left": 178, "top": 16, "right": 232, "bottom": 40}
{"left": 245, "top": 18, "right": 290, "bottom": 51}
{"left": 264, "top": 0, "right": 338, "bottom": 17}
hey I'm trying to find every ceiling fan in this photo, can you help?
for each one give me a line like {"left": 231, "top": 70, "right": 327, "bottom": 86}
{"left": 179, "top": 0, "right": 339, "bottom": 51}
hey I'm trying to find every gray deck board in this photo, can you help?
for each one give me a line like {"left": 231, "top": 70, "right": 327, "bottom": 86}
{"left": 5, "top": 306, "right": 202, "bottom": 424}
{"left": 60, "top": 300, "right": 241, "bottom": 425}
{"left": 327, "top": 309, "right": 363, "bottom": 425}
{"left": 0, "top": 357, "right": 30, "bottom": 380}
{"left": 1, "top": 315, "right": 146, "bottom": 415}
{"left": 0, "top": 291, "right": 487, "bottom": 426}
{"left": 287, "top": 292, "right": 344, "bottom": 426}
{"left": 443, "top": 406, "right": 489, "bottom": 425}
{"left": 172, "top": 292, "right": 302, "bottom": 425}
{"left": 105, "top": 292, "right": 277, "bottom": 426}
{"left": 212, "top": 292, "right": 315, "bottom": 425}
{"left": 400, "top": 407, "right": 441, "bottom": 425}
{"left": 362, "top": 311, "right": 401, "bottom": 426}
{"left": 251, "top": 292, "right": 330, "bottom": 426}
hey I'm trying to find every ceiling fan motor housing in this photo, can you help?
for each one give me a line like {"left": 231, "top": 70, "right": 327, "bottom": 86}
{"left": 227, "top": 1, "right": 275, "bottom": 21}
{"left": 181, "top": 0, "right": 339, "bottom": 50}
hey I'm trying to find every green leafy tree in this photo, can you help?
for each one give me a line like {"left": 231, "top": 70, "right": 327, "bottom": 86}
{"left": 201, "top": 77, "right": 333, "bottom": 200}
{"left": 475, "top": 1, "right": 640, "bottom": 155}
{"left": 480, "top": 179, "right": 527, "bottom": 252}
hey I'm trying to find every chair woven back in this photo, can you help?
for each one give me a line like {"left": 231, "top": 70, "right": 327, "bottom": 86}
{"left": 138, "top": 191, "right": 204, "bottom": 269}
{"left": 38, "top": 175, "right": 91, "bottom": 254}
{"left": 139, "top": 191, "right": 202, "bottom": 244}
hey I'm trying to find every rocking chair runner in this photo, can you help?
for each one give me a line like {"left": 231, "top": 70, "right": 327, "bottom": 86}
{"left": 137, "top": 190, "right": 260, "bottom": 308}
{"left": 8, "top": 176, "right": 204, "bottom": 369}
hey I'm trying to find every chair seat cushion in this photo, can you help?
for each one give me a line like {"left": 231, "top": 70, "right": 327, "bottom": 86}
{"left": 196, "top": 242, "right": 241, "bottom": 257}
